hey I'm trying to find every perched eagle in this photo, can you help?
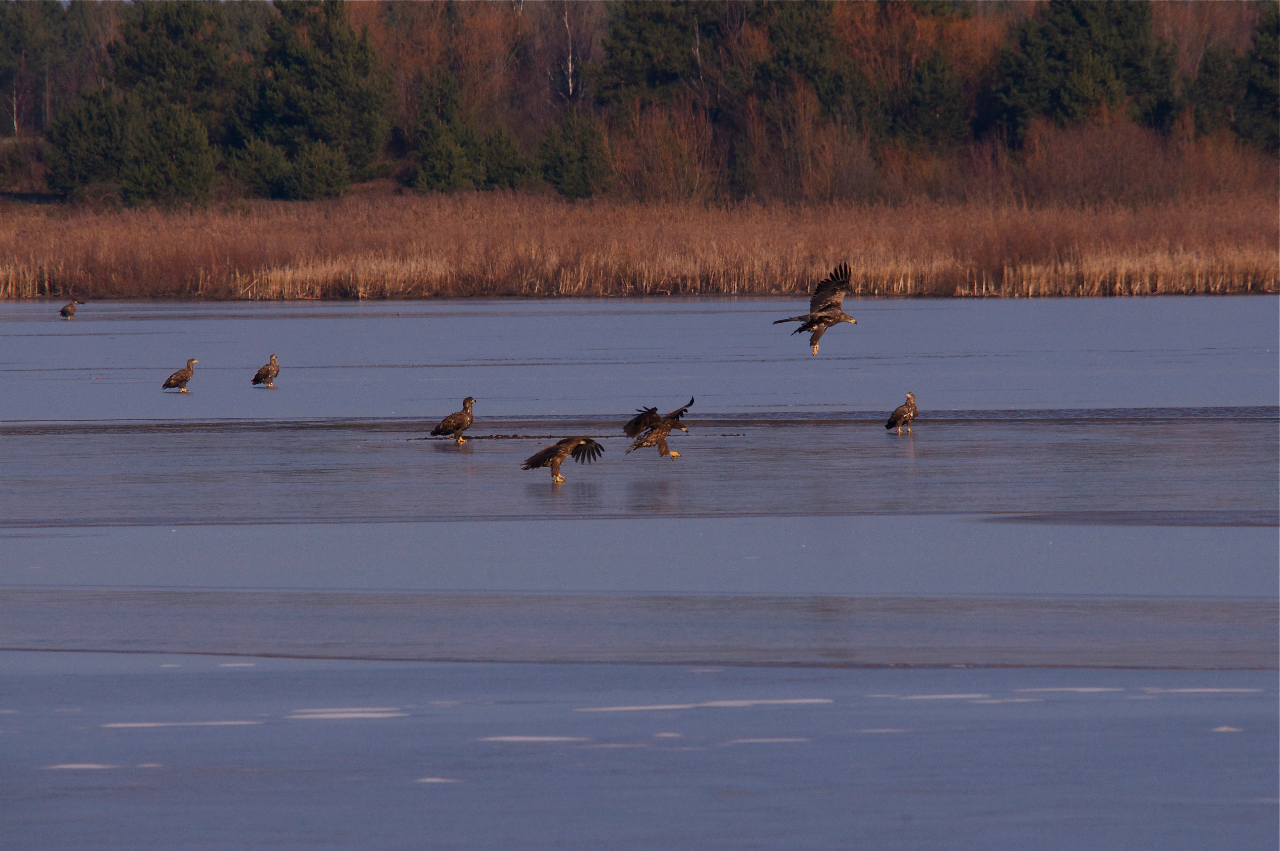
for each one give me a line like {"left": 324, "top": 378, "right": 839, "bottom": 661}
{"left": 624, "top": 397, "right": 693, "bottom": 459}
{"left": 163, "top": 358, "right": 198, "bottom": 392}
{"left": 886, "top": 392, "right": 917, "bottom": 434}
{"left": 773, "top": 263, "right": 857, "bottom": 355}
{"left": 522, "top": 437, "right": 604, "bottom": 482}
{"left": 252, "top": 354, "right": 279, "bottom": 388}
{"left": 431, "top": 396, "right": 476, "bottom": 444}
{"left": 59, "top": 300, "right": 83, "bottom": 320}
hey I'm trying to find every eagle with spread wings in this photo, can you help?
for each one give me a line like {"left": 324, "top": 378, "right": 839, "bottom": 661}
{"left": 624, "top": 397, "right": 693, "bottom": 459}
{"left": 522, "top": 437, "right": 604, "bottom": 482}
{"left": 773, "top": 263, "right": 857, "bottom": 356}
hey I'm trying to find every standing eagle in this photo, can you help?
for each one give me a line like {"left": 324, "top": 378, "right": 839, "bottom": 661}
{"left": 773, "top": 263, "right": 857, "bottom": 355}
{"left": 886, "top": 392, "right": 917, "bottom": 434}
{"left": 252, "top": 354, "right": 279, "bottom": 388}
{"left": 60, "top": 300, "right": 83, "bottom": 320}
{"left": 431, "top": 397, "right": 476, "bottom": 444}
{"left": 163, "top": 358, "right": 198, "bottom": 392}
{"left": 624, "top": 397, "right": 693, "bottom": 459}
{"left": 522, "top": 437, "right": 604, "bottom": 483}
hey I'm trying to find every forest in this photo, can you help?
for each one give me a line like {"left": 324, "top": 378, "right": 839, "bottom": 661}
{"left": 0, "top": 0, "right": 1276, "bottom": 299}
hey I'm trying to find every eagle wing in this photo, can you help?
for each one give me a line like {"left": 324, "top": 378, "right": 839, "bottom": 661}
{"left": 624, "top": 407, "right": 661, "bottom": 438}
{"left": 570, "top": 438, "right": 604, "bottom": 464}
{"left": 521, "top": 442, "right": 564, "bottom": 470}
{"left": 663, "top": 397, "right": 695, "bottom": 422}
{"left": 432, "top": 410, "right": 468, "bottom": 435}
{"left": 252, "top": 364, "right": 274, "bottom": 385}
{"left": 886, "top": 403, "right": 910, "bottom": 429}
{"left": 809, "top": 263, "right": 852, "bottom": 313}
{"left": 163, "top": 368, "right": 190, "bottom": 388}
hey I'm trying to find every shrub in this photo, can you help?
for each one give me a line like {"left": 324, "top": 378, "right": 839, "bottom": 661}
{"left": 41, "top": 89, "right": 130, "bottom": 197}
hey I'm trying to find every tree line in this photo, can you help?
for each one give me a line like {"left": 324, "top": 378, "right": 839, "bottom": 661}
{"left": 1, "top": 0, "right": 1275, "bottom": 206}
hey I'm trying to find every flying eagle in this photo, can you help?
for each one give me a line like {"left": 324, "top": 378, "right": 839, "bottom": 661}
{"left": 886, "top": 392, "right": 917, "bottom": 434}
{"left": 624, "top": 397, "right": 693, "bottom": 459}
{"left": 773, "top": 263, "right": 857, "bottom": 355}
{"left": 252, "top": 354, "right": 279, "bottom": 388}
{"left": 522, "top": 437, "right": 604, "bottom": 482}
{"left": 163, "top": 358, "right": 198, "bottom": 392}
{"left": 431, "top": 396, "right": 476, "bottom": 444}
{"left": 60, "top": 300, "right": 82, "bottom": 320}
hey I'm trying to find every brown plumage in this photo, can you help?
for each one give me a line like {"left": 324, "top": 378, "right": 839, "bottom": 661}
{"left": 521, "top": 437, "right": 604, "bottom": 483}
{"left": 60, "top": 300, "right": 82, "bottom": 320}
{"left": 163, "top": 358, "right": 198, "bottom": 392}
{"left": 252, "top": 354, "right": 279, "bottom": 388}
{"left": 624, "top": 397, "right": 693, "bottom": 459}
{"left": 886, "top": 392, "right": 917, "bottom": 434}
{"left": 773, "top": 263, "right": 857, "bottom": 355}
{"left": 431, "top": 397, "right": 476, "bottom": 444}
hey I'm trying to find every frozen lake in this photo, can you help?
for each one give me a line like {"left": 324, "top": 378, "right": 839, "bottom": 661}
{"left": 1, "top": 296, "right": 1276, "bottom": 849}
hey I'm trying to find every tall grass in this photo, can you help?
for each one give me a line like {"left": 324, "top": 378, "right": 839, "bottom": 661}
{"left": 0, "top": 187, "right": 1274, "bottom": 300}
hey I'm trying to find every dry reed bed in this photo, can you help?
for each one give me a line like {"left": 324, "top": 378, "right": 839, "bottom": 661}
{"left": 0, "top": 191, "right": 1275, "bottom": 300}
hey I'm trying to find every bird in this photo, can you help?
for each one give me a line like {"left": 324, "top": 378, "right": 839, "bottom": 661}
{"left": 431, "top": 397, "right": 476, "bottom": 444}
{"left": 59, "top": 300, "right": 83, "bottom": 320}
{"left": 251, "top": 354, "right": 279, "bottom": 388}
{"left": 886, "top": 392, "right": 917, "bottom": 434}
{"left": 163, "top": 359, "right": 198, "bottom": 392}
{"left": 522, "top": 437, "right": 604, "bottom": 483}
{"left": 773, "top": 263, "right": 857, "bottom": 355}
{"left": 624, "top": 397, "right": 694, "bottom": 459}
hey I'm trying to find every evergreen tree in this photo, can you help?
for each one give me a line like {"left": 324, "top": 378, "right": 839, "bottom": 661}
{"left": 410, "top": 71, "right": 485, "bottom": 192}
{"left": 109, "top": 1, "right": 237, "bottom": 146}
{"left": 235, "top": 0, "right": 389, "bottom": 196}
{"left": 539, "top": 111, "right": 611, "bottom": 199}
{"left": 1186, "top": 46, "right": 1243, "bottom": 137}
{"left": 595, "top": 2, "right": 710, "bottom": 110}
{"left": 896, "top": 49, "right": 969, "bottom": 146}
{"left": 118, "top": 101, "right": 215, "bottom": 205}
{"left": 992, "top": 0, "right": 1178, "bottom": 141}
{"left": 1236, "top": 4, "right": 1279, "bottom": 153}
{"left": 41, "top": 87, "right": 129, "bottom": 196}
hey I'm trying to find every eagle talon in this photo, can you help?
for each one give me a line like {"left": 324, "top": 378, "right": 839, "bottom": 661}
{"left": 811, "top": 345, "right": 819, "bottom": 356}
{"left": 669, "top": 451, "right": 680, "bottom": 458}
{"left": 552, "top": 474, "right": 566, "bottom": 483}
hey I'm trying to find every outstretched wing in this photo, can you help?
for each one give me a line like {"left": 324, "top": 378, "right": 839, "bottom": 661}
{"left": 624, "top": 407, "right": 661, "bottom": 438}
{"left": 522, "top": 443, "right": 562, "bottom": 470}
{"left": 663, "top": 397, "right": 694, "bottom": 422}
{"left": 809, "top": 263, "right": 851, "bottom": 313}
{"left": 570, "top": 438, "right": 604, "bottom": 464}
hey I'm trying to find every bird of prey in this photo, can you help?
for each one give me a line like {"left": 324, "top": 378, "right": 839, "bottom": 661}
{"left": 522, "top": 437, "right": 604, "bottom": 482}
{"left": 431, "top": 396, "right": 476, "bottom": 444}
{"left": 252, "top": 354, "right": 279, "bottom": 388}
{"left": 163, "top": 358, "right": 198, "bottom": 392}
{"left": 59, "top": 300, "right": 82, "bottom": 320}
{"left": 886, "top": 392, "right": 917, "bottom": 434}
{"left": 624, "top": 397, "right": 694, "bottom": 459}
{"left": 773, "top": 263, "right": 857, "bottom": 355}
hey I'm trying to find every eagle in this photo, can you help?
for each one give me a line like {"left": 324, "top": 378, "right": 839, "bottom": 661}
{"left": 522, "top": 437, "right": 604, "bottom": 483}
{"left": 886, "top": 392, "right": 917, "bottom": 434}
{"left": 773, "top": 263, "right": 857, "bottom": 355}
{"left": 431, "top": 396, "right": 476, "bottom": 444}
{"left": 252, "top": 354, "right": 279, "bottom": 388}
{"left": 59, "top": 300, "right": 82, "bottom": 320}
{"left": 163, "top": 358, "right": 198, "bottom": 392}
{"left": 624, "top": 397, "right": 693, "bottom": 459}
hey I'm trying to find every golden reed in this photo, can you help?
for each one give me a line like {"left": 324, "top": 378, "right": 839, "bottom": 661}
{"left": 1, "top": 189, "right": 1274, "bottom": 300}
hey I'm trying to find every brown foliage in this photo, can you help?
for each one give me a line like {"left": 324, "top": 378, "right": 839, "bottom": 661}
{"left": 1, "top": 187, "right": 1273, "bottom": 301}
